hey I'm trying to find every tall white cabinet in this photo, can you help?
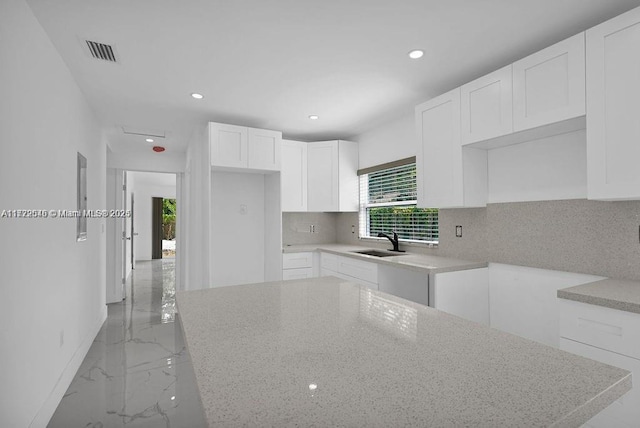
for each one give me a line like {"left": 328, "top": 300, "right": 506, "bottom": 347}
{"left": 281, "top": 140, "right": 307, "bottom": 212}
{"left": 416, "top": 89, "right": 487, "bottom": 208}
{"left": 307, "top": 140, "right": 359, "bottom": 212}
{"left": 586, "top": 6, "right": 640, "bottom": 200}
{"left": 206, "top": 122, "right": 283, "bottom": 287}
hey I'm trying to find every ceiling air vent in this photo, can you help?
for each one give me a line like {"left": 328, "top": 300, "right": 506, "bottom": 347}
{"left": 85, "top": 40, "right": 117, "bottom": 62}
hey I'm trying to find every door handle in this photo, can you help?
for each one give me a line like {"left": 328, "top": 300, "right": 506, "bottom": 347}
{"left": 125, "top": 237, "right": 131, "bottom": 240}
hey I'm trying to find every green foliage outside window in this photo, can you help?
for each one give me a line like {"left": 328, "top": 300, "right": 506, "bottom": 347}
{"left": 162, "top": 198, "right": 176, "bottom": 240}
{"left": 368, "top": 206, "right": 438, "bottom": 241}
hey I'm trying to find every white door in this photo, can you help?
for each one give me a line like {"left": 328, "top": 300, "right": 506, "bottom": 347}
{"left": 106, "top": 168, "right": 125, "bottom": 303}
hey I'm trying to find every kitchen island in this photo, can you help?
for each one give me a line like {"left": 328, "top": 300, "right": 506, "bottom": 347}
{"left": 176, "top": 276, "right": 630, "bottom": 427}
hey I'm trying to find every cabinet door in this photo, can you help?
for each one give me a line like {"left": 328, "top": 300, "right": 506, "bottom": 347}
{"left": 282, "top": 252, "right": 313, "bottom": 270}
{"left": 513, "top": 33, "right": 585, "bottom": 132}
{"left": 337, "top": 256, "right": 378, "bottom": 285}
{"left": 247, "top": 127, "right": 281, "bottom": 171}
{"left": 282, "top": 268, "right": 314, "bottom": 280}
{"left": 432, "top": 268, "right": 489, "bottom": 325}
{"left": 416, "top": 89, "right": 463, "bottom": 208}
{"left": 210, "top": 122, "right": 247, "bottom": 168}
{"left": 587, "top": 7, "right": 640, "bottom": 200}
{"left": 337, "top": 141, "right": 359, "bottom": 212}
{"left": 461, "top": 65, "right": 513, "bottom": 145}
{"left": 281, "top": 140, "right": 307, "bottom": 211}
{"left": 307, "top": 141, "right": 338, "bottom": 211}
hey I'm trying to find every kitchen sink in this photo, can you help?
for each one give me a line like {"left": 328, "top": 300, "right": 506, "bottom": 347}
{"left": 352, "top": 249, "right": 407, "bottom": 257}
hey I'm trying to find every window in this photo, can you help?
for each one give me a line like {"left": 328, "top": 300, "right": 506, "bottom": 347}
{"left": 359, "top": 160, "right": 438, "bottom": 243}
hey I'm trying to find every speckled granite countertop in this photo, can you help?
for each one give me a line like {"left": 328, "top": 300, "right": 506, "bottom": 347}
{"left": 283, "top": 243, "right": 487, "bottom": 274}
{"left": 177, "top": 276, "right": 630, "bottom": 427}
{"left": 558, "top": 278, "right": 640, "bottom": 314}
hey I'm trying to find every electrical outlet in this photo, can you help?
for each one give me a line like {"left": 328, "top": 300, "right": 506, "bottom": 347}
{"left": 59, "top": 330, "right": 64, "bottom": 347}
{"left": 455, "top": 225, "right": 462, "bottom": 238}
{"left": 351, "top": 225, "right": 355, "bottom": 234}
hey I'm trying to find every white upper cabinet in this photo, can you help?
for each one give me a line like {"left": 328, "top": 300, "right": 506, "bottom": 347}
{"left": 209, "top": 122, "right": 281, "bottom": 172}
{"left": 416, "top": 89, "right": 487, "bottom": 208}
{"left": 461, "top": 65, "right": 513, "bottom": 145}
{"left": 247, "top": 128, "right": 281, "bottom": 171}
{"left": 513, "top": 33, "right": 586, "bottom": 132}
{"left": 209, "top": 123, "right": 247, "bottom": 169}
{"left": 307, "top": 140, "right": 358, "bottom": 212}
{"left": 587, "top": 6, "right": 640, "bottom": 200}
{"left": 281, "top": 140, "right": 307, "bottom": 212}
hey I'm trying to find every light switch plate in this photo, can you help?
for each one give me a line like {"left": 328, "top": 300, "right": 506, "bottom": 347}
{"left": 456, "top": 225, "right": 462, "bottom": 238}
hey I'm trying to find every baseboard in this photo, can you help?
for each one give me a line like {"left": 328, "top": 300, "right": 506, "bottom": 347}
{"left": 29, "top": 305, "right": 108, "bottom": 428}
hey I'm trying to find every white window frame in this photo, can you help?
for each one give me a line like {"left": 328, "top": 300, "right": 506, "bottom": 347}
{"left": 358, "top": 162, "right": 438, "bottom": 245}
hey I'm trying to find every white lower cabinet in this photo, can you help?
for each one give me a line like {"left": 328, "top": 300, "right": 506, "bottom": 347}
{"left": 431, "top": 268, "right": 489, "bottom": 325}
{"left": 320, "top": 252, "right": 378, "bottom": 290}
{"left": 378, "top": 264, "right": 429, "bottom": 306}
{"left": 282, "top": 252, "right": 315, "bottom": 280}
{"left": 559, "top": 299, "right": 640, "bottom": 427}
{"left": 489, "top": 264, "right": 603, "bottom": 347}
{"left": 282, "top": 268, "right": 313, "bottom": 280}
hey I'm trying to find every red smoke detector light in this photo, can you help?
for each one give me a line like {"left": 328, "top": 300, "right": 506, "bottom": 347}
{"left": 152, "top": 146, "right": 165, "bottom": 153}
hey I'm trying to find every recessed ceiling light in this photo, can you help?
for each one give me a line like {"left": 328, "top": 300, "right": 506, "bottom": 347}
{"left": 309, "top": 115, "right": 319, "bottom": 120}
{"left": 408, "top": 49, "right": 424, "bottom": 59}
{"left": 191, "top": 93, "right": 204, "bottom": 99}
{"left": 146, "top": 138, "right": 154, "bottom": 143}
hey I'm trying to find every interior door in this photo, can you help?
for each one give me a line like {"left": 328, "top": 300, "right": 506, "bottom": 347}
{"left": 131, "top": 193, "right": 136, "bottom": 269}
{"left": 121, "top": 172, "right": 128, "bottom": 298}
{"left": 152, "top": 197, "right": 163, "bottom": 259}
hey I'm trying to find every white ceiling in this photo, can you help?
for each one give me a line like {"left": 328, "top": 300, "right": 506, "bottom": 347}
{"left": 26, "top": 0, "right": 640, "bottom": 156}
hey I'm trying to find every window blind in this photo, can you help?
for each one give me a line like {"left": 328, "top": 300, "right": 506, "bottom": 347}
{"left": 359, "top": 163, "right": 438, "bottom": 243}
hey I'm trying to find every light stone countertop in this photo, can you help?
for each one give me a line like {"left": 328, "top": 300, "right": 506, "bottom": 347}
{"left": 176, "top": 276, "right": 630, "bottom": 427}
{"left": 557, "top": 278, "right": 640, "bottom": 314}
{"left": 283, "top": 243, "right": 487, "bottom": 274}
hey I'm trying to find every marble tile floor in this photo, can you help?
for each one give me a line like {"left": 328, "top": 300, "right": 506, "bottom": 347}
{"left": 48, "top": 260, "right": 207, "bottom": 428}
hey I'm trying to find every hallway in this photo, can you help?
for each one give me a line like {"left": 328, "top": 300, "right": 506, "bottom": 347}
{"left": 48, "top": 260, "right": 207, "bottom": 427}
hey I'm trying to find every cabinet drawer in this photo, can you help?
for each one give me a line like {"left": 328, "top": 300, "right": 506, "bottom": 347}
{"left": 319, "top": 269, "right": 377, "bottom": 290}
{"left": 282, "top": 252, "right": 313, "bottom": 269}
{"left": 337, "top": 256, "right": 378, "bottom": 285}
{"left": 559, "top": 299, "right": 640, "bottom": 360}
{"left": 282, "top": 267, "right": 313, "bottom": 280}
{"left": 560, "top": 338, "right": 638, "bottom": 427}
{"left": 320, "top": 252, "right": 338, "bottom": 272}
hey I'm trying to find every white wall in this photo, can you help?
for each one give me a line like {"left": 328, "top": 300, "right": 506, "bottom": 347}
{"left": 488, "top": 129, "right": 587, "bottom": 203}
{"left": 211, "top": 172, "right": 266, "bottom": 287}
{"left": 354, "top": 113, "right": 415, "bottom": 168}
{"left": 108, "top": 151, "right": 185, "bottom": 173}
{"left": 130, "top": 174, "right": 176, "bottom": 261}
{"left": 0, "top": 1, "right": 107, "bottom": 426}
{"left": 182, "top": 124, "right": 211, "bottom": 290}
